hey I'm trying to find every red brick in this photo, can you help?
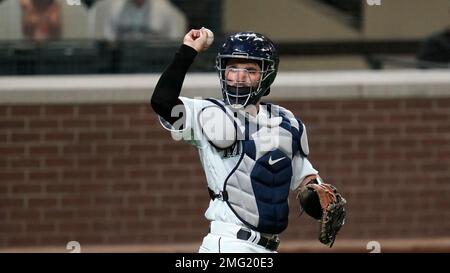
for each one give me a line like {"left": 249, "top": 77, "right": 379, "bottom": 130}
{"left": 436, "top": 125, "right": 450, "bottom": 133}
{"left": 63, "top": 170, "right": 92, "bottom": 180}
{"left": 45, "top": 106, "right": 75, "bottom": 116}
{"left": 110, "top": 209, "right": 140, "bottom": 218}
{"left": 28, "top": 119, "right": 59, "bottom": 129}
{"left": 46, "top": 184, "right": 76, "bottom": 193}
{"left": 11, "top": 184, "right": 42, "bottom": 194}
{"left": 421, "top": 112, "right": 448, "bottom": 122}
{"left": 405, "top": 126, "right": 434, "bottom": 134}
{"left": 58, "top": 222, "right": 90, "bottom": 233}
{"left": 0, "top": 133, "right": 6, "bottom": 142}
{"left": 373, "top": 151, "right": 403, "bottom": 160}
{"left": 340, "top": 100, "right": 370, "bottom": 110}
{"left": 389, "top": 113, "right": 419, "bottom": 122}
{"left": 421, "top": 138, "right": 449, "bottom": 147}
{"left": 65, "top": 235, "right": 105, "bottom": 245}
{"left": 436, "top": 149, "right": 450, "bottom": 159}
{"left": 111, "top": 104, "right": 143, "bottom": 115}
{"left": 129, "top": 118, "right": 153, "bottom": 127}
{"left": 129, "top": 169, "right": 155, "bottom": 179}
{"left": 77, "top": 157, "right": 108, "bottom": 167}
{"left": 29, "top": 145, "right": 59, "bottom": 155}
{"left": 373, "top": 100, "right": 402, "bottom": 110}
{"left": 172, "top": 232, "right": 202, "bottom": 242}
{"left": 0, "top": 198, "right": 25, "bottom": 208}
{"left": 125, "top": 221, "right": 156, "bottom": 231}
{"left": 11, "top": 105, "right": 42, "bottom": 116}
{"left": 405, "top": 100, "right": 432, "bottom": 109}
{"left": 129, "top": 143, "right": 160, "bottom": 153}
{"left": 78, "top": 105, "right": 109, "bottom": 115}
{"left": 436, "top": 98, "right": 450, "bottom": 108}
{"left": 0, "top": 171, "right": 25, "bottom": 180}
{"left": 340, "top": 152, "right": 369, "bottom": 160}
{"left": 389, "top": 139, "right": 418, "bottom": 148}
{"left": 61, "top": 119, "right": 92, "bottom": 128}
{"left": 62, "top": 144, "right": 92, "bottom": 154}
{"left": 94, "top": 196, "right": 125, "bottom": 206}
{"left": 420, "top": 163, "right": 448, "bottom": 172}
{"left": 358, "top": 164, "right": 386, "bottom": 173}
{"left": 144, "top": 207, "right": 170, "bottom": 217}
{"left": 75, "top": 209, "right": 107, "bottom": 218}
{"left": 92, "top": 221, "right": 123, "bottom": 232}
{"left": 26, "top": 223, "right": 56, "bottom": 233}
{"left": 144, "top": 130, "right": 171, "bottom": 139}
{"left": 96, "top": 144, "right": 126, "bottom": 154}
{"left": 95, "top": 119, "right": 126, "bottom": 128}
{"left": 105, "top": 235, "right": 139, "bottom": 244}
{"left": 10, "top": 209, "right": 41, "bottom": 221}
{"left": 308, "top": 101, "right": 337, "bottom": 111}
{"left": 111, "top": 157, "right": 141, "bottom": 167}
{"left": 160, "top": 194, "right": 189, "bottom": 204}
{"left": 0, "top": 106, "right": 8, "bottom": 116}
{"left": 44, "top": 132, "right": 74, "bottom": 142}
{"left": 43, "top": 209, "right": 75, "bottom": 220}
{"left": 325, "top": 114, "right": 353, "bottom": 123}
{"left": 61, "top": 197, "right": 93, "bottom": 207}
{"left": 312, "top": 127, "right": 338, "bottom": 136}
{"left": 389, "top": 163, "right": 414, "bottom": 172}
{"left": 0, "top": 146, "right": 25, "bottom": 155}
{"left": 29, "top": 171, "right": 58, "bottom": 180}
{"left": 0, "top": 223, "right": 24, "bottom": 233}
{"left": 372, "top": 126, "right": 401, "bottom": 135}
{"left": 127, "top": 194, "right": 153, "bottom": 205}
{"left": 0, "top": 120, "right": 26, "bottom": 129}
{"left": 111, "top": 183, "right": 141, "bottom": 192}
{"left": 79, "top": 132, "right": 108, "bottom": 142}
{"left": 111, "top": 131, "right": 141, "bottom": 141}
{"left": 45, "top": 158, "right": 75, "bottom": 168}
{"left": 0, "top": 159, "right": 7, "bottom": 168}
{"left": 357, "top": 114, "right": 387, "bottom": 123}
{"left": 10, "top": 159, "right": 40, "bottom": 168}
{"left": 79, "top": 183, "right": 109, "bottom": 193}
{"left": 10, "top": 132, "right": 40, "bottom": 142}
{"left": 7, "top": 236, "right": 38, "bottom": 246}
{"left": 38, "top": 236, "right": 73, "bottom": 246}
{"left": 297, "top": 114, "right": 320, "bottom": 124}
{"left": 95, "top": 170, "right": 125, "bottom": 180}
{"left": 28, "top": 198, "right": 58, "bottom": 207}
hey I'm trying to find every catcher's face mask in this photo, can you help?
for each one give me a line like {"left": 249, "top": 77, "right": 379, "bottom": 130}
{"left": 220, "top": 60, "right": 262, "bottom": 109}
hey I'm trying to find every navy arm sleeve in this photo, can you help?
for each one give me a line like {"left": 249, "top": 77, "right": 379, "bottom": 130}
{"left": 150, "top": 44, "right": 198, "bottom": 125}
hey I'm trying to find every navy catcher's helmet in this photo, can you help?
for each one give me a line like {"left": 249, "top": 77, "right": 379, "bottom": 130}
{"left": 216, "top": 32, "right": 279, "bottom": 108}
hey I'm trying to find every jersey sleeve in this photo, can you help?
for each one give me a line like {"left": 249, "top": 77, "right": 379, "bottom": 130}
{"left": 290, "top": 155, "right": 318, "bottom": 191}
{"left": 158, "top": 96, "right": 210, "bottom": 149}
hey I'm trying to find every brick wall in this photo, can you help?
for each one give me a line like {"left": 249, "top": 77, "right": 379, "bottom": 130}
{"left": 1, "top": 97, "right": 450, "bottom": 249}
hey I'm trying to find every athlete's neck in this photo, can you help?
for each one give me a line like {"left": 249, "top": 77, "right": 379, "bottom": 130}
{"left": 243, "top": 102, "right": 260, "bottom": 117}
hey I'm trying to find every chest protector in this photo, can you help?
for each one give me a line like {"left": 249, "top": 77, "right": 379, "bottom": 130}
{"left": 204, "top": 99, "right": 308, "bottom": 234}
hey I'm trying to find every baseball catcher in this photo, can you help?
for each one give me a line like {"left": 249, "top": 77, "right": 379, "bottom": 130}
{"left": 151, "top": 28, "right": 347, "bottom": 252}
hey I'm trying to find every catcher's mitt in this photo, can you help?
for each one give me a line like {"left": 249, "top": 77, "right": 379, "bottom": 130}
{"left": 297, "top": 183, "right": 347, "bottom": 247}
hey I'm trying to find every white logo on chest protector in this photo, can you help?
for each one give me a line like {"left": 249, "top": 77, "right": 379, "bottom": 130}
{"left": 268, "top": 155, "right": 285, "bottom": 165}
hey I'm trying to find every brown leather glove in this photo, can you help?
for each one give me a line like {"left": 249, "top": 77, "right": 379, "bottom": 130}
{"left": 306, "top": 183, "right": 346, "bottom": 247}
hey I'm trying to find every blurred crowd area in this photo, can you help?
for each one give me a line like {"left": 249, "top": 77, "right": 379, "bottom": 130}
{"left": 0, "top": 0, "right": 448, "bottom": 74}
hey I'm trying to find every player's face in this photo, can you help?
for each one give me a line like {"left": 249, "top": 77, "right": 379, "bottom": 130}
{"left": 225, "top": 59, "right": 261, "bottom": 88}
